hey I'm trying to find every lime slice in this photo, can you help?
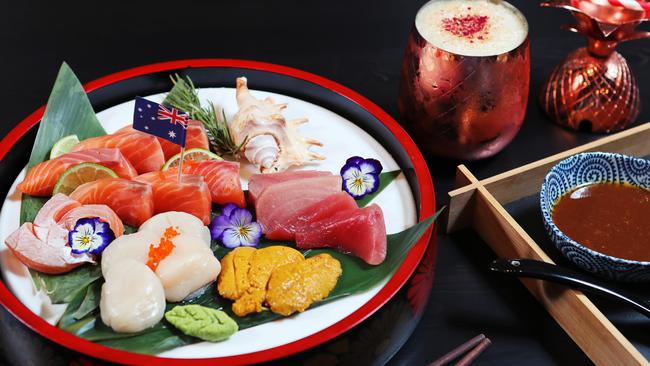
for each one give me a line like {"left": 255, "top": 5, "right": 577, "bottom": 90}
{"left": 162, "top": 148, "right": 222, "bottom": 171}
{"left": 53, "top": 162, "right": 118, "bottom": 195}
{"left": 50, "top": 135, "right": 80, "bottom": 159}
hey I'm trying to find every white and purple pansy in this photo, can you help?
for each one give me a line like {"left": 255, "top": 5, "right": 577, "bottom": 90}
{"left": 340, "top": 156, "right": 383, "bottom": 199}
{"left": 68, "top": 217, "right": 115, "bottom": 255}
{"left": 209, "top": 203, "right": 262, "bottom": 248}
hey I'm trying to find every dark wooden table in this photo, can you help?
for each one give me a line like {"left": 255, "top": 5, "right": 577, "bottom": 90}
{"left": 0, "top": 1, "right": 648, "bottom": 365}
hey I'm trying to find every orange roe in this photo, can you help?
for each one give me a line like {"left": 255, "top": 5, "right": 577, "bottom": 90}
{"left": 146, "top": 226, "right": 180, "bottom": 271}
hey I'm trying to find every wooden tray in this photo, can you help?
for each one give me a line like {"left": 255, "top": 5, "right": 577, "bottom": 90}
{"left": 445, "top": 122, "right": 650, "bottom": 366}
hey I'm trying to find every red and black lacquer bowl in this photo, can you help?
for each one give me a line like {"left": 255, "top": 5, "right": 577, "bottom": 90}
{"left": 0, "top": 59, "right": 437, "bottom": 365}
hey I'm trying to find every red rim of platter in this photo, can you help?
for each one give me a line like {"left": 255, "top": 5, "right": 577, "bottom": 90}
{"left": 0, "top": 59, "right": 436, "bottom": 365}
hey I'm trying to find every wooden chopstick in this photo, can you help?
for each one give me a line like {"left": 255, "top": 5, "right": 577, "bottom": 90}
{"left": 428, "top": 334, "right": 491, "bottom": 366}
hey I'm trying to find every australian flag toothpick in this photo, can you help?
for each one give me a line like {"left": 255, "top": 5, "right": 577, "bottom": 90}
{"left": 133, "top": 96, "right": 188, "bottom": 146}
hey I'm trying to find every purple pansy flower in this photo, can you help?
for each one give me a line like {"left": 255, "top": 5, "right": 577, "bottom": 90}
{"left": 68, "top": 217, "right": 115, "bottom": 255}
{"left": 340, "top": 156, "right": 383, "bottom": 199}
{"left": 209, "top": 203, "right": 262, "bottom": 248}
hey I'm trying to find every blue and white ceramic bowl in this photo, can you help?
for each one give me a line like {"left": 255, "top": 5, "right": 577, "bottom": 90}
{"left": 540, "top": 152, "right": 650, "bottom": 282}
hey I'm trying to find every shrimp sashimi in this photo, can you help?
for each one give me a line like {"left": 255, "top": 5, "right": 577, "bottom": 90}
{"left": 70, "top": 178, "right": 154, "bottom": 227}
{"left": 17, "top": 148, "right": 137, "bottom": 197}
{"left": 59, "top": 205, "right": 125, "bottom": 238}
{"left": 72, "top": 127, "right": 165, "bottom": 174}
{"left": 134, "top": 172, "right": 211, "bottom": 225}
{"left": 5, "top": 223, "right": 92, "bottom": 274}
{"left": 139, "top": 211, "right": 211, "bottom": 246}
{"left": 4, "top": 194, "right": 123, "bottom": 274}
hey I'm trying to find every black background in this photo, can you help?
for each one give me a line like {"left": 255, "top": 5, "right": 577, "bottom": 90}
{"left": 1, "top": 0, "right": 649, "bottom": 365}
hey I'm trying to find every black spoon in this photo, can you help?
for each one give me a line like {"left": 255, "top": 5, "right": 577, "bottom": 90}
{"left": 489, "top": 258, "right": 650, "bottom": 318}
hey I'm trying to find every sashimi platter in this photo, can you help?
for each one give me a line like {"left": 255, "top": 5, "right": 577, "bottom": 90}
{"left": 0, "top": 61, "right": 437, "bottom": 363}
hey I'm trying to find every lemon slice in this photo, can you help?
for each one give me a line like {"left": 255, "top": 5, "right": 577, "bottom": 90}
{"left": 53, "top": 162, "right": 118, "bottom": 195}
{"left": 50, "top": 135, "right": 80, "bottom": 159}
{"left": 162, "top": 148, "right": 222, "bottom": 171}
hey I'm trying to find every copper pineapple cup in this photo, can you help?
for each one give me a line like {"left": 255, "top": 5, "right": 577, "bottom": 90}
{"left": 398, "top": 1, "right": 530, "bottom": 161}
{"left": 540, "top": 0, "right": 650, "bottom": 133}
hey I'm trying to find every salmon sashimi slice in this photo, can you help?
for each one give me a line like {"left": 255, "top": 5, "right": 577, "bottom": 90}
{"left": 247, "top": 170, "right": 334, "bottom": 206}
{"left": 69, "top": 178, "right": 154, "bottom": 227}
{"left": 255, "top": 175, "right": 342, "bottom": 235}
{"left": 158, "top": 120, "right": 209, "bottom": 159}
{"left": 16, "top": 148, "right": 138, "bottom": 197}
{"left": 5, "top": 222, "right": 93, "bottom": 274}
{"left": 169, "top": 160, "right": 245, "bottom": 207}
{"left": 265, "top": 192, "right": 358, "bottom": 240}
{"left": 295, "top": 204, "right": 387, "bottom": 265}
{"left": 72, "top": 127, "right": 165, "bottom": 174}
{"left": 134, "top": 172, "right": 211, "bottom": 225}
{"left": 59, "top": 204, "right": 125, "bottom": 238}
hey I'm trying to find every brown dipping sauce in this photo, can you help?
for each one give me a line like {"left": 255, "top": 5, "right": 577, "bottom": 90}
{"left": 552, "top": 183, "right": 650, "bottom": 261}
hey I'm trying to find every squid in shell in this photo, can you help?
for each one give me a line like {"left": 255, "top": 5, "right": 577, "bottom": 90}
{"left": 228, "top": 77, "right": 325, "bottom": 173}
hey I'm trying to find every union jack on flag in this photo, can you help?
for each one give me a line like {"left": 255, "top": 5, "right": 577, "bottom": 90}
{"left": 133, "top": 96, "right": 188, "bottom": 147}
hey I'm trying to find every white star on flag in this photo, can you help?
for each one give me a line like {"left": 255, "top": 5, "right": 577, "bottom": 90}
{"left": 144, "top": 126, "right": 149, "bottom": 130}
{"left": 168, "top": 131, "right": 176, "bottom": 139}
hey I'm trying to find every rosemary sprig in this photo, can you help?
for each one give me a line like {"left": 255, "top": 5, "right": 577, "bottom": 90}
{"left": 164, "top": 74, "right": 246, "bottom": 156}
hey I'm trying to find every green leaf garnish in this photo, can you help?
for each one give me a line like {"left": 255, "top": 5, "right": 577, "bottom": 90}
{"left": 356, "top": 170, "right": 402, "bottom": 208}
{"left": 163, "top": 75, "right": 246, "bottom": 156}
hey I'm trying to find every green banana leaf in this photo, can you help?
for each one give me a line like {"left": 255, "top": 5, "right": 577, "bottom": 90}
{"left": 20, "top": 62, "right": 106, "bottom": 225}
{"left": 61, "top": 211, "right": 439, "bottom": 354}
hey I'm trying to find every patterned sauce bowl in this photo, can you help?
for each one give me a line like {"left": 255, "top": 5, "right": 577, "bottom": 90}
{"left": 540, "top": 152, "right": 650, "bottom": 282}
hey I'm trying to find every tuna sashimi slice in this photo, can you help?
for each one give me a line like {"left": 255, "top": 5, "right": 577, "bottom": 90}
{"left": 72, "top": 127, "right": 165, "bottom": 174}
{"left": 169, "top": 160, "right": 245, "bottom": 207}
{"left": 70, "top": 178, "right": 154, "bottom": 227}
{"left": 295, "top": 204, "right": 387, "bottom": 265}
{"left": 5, "top": 222, "right": 93, "bottom": 274}
{"left": 16, "top": 148, "right": 138, "bottom": 197}
{"left": 248, "top": 170, "right": 334, "bottom": 206}
{"left": 59, "top": 204, "right": 125, "bottom": 238}
{"left": 134, "top": 172, "right": 211, "bottom": 225}
{"left": 255, "top": 175, "right": 343, "bottom": 235}
{"left": 265, "top": 192, "right": 358, "bottom": 241}
{"left": 158, "top": 120, "right": 209, "bottom": 159}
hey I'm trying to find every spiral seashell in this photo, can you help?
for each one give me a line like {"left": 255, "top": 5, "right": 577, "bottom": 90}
{"left": 244, "top": 135, "right": 280, "bottom": 170}
{"left": 229, "top": 77, "right": 325, "bottom": 173}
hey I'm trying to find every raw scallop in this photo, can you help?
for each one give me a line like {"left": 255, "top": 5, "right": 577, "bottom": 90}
{"left": 295, "top": 204, "right": 387, "bottom": 265}
{"left": 155, "top": 233, "right": 221, "bottom": 302}
{"left": 139, "top": 211, "right": 211, "bottom": 246}
{"left": 100, "top": 231, "right": 159, "bottom": 274}
{"left": 100, "top": 259, "right": 166, "bottom": 333}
